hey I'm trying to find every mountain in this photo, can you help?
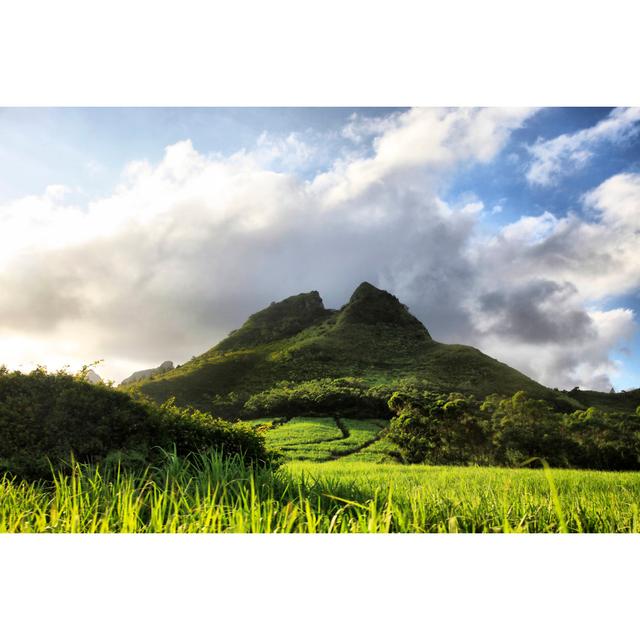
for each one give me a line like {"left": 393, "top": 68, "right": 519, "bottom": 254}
{"left": 121, "top": 361, "right": 174, "bottom": 386}
{"left": 134, "top": 282, "right": 567, "bottom": 413}
{"left": 85, "top": 369, "right": 102, "bottom": 384}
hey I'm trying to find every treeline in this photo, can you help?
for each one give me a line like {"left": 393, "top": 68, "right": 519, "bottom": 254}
{"left": 242, "top": 377, "right": 392, "bottom": 417}
{"left": 7, "top": 368, "right": 635, "bottom": 477}
{"left": 217, "top": 376, "right": 581, "bottom": 420}
{"left": 387, "top": 390, "right": 640, "bottom": 470}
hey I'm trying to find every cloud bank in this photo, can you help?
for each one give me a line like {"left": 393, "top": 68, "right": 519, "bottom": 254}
{"left": 0, "top": 107, "right": 637, "bottom": 389}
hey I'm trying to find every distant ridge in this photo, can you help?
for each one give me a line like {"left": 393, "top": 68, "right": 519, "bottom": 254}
{"left": 121, "top": 361, "right": 174, "bottom": 386}
{"left": 85, "top": 369, "right": 102, "bottom": 384}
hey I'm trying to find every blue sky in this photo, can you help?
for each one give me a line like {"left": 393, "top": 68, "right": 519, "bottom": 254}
{"left": 446, "top": 108, "right": 640, "bottom": 223}
{"left": 0, "top": 107, "right": 398, "bottom": 202}
{"left": 0, "top": 107, "right": 638, "bottom": 389}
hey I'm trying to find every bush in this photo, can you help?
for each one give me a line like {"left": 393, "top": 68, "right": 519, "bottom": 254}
{"left": 153, "top": 399, "right": 270, "bottom": 464}
{"left": 0, "top": 367, "right": 270, "bottom": 479}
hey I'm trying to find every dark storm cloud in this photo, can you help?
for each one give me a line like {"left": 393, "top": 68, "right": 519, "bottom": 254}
{"left": 478, "top": 281, "right": 596, "bottom": 344}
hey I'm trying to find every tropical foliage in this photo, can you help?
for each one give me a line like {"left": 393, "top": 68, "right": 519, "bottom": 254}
{"left": 387, "top": 388, "right": 640, "bottom": 469}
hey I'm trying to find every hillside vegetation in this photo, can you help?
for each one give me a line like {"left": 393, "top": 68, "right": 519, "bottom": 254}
{"left": 567, "top": 387, "right": 640, "bottom": 414}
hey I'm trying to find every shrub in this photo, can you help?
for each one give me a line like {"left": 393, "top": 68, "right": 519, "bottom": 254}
{"left": 0, "top": 368, "right": 270, "bottom": 480}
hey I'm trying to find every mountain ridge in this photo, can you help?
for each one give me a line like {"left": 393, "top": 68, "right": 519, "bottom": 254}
{"left": 133, "top": 282, "right": 571, "bottom": 414}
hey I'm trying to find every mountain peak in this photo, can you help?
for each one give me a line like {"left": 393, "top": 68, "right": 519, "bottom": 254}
{"left": 85, "top": 369, "right": 102, "bottom": 384}
{"left": 349, "top": 281, "right": 385, "bottom": 302}
{"left": 216, "top": 290, "right": 331, "bottom": 352}
{"left": 339, "top": 282, "right": 431, "bottom": 338}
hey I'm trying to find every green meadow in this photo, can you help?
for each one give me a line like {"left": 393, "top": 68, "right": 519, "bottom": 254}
{"left": 2, "top": 416, "right": 639, "bottom": 533}
{"left": 263, "top": 417, "right": 384, "bottom": 461}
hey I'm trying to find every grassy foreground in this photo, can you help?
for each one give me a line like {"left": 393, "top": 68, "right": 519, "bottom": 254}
{"left": 2, "top": 451, "right": 639, "bottom": 533}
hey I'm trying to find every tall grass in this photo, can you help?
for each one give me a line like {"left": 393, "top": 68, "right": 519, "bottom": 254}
{"left": 1, "top": 452, "right": 639, "bottom": 533}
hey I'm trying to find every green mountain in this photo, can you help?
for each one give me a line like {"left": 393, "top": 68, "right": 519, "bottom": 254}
{"left": 134, "top": 282, "right": 568, "bottom": 413}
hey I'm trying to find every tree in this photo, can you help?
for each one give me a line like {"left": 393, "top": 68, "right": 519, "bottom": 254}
{"left": 481, "top": 391, "right": 569, "bottom": 466}
{"left": 388, "top": 390, "right": 486, "bottom": 464}
{"left": 564, "top": 407, "right": 640, "bottom": 470}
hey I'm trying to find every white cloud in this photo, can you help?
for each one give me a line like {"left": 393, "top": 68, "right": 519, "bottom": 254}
{"left": 253, "top": 131, "right": 317, "bottom": 171}
{"left": 526, "top": 107, "right": 640, "bottom": 186}
{"left": 481, "top": 173, "right": 640, "bottom": 303}
{"left": 313, "top": 107, "right": 536, "bottom": 208}
{"left": 465, "top": 172, "right": 640, "bottom": 389}
{"left": 341, "top": 111, "right": 399, "bottom": 143}
{"left": 0, "top": 107, "right": 638, "bottom": 391}
{"left": 583, "top": 171, "right": 640, "bottom": 229}
{"left": 461, "top": 201, "right": 484, "bottom": 215}
{"left": 499, "top": 211, "right": 561, "bottom": 245}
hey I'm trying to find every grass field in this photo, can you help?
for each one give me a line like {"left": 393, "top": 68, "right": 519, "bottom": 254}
{"left": 2, "top": 421, "right": 639, "bottom": 532}
{"left": 287, "top": 459, "right": 640, "bottom": 532}
{"left": 260, "top": 416, "right": 385, "bottom": 461}
{"left": 263, "top": 417, "right": 342, "bottom": 450}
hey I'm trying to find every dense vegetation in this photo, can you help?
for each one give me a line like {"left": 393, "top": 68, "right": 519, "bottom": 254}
{"left": 387, "top": 389, "right": 640, "bottom": 470}
{"left": 2, "top": 375, "right": 640, "bottom": 532}
{"left": 0, "top": 367, "right": 270, "bottom": 480}
{"left": 566, "top": 387, "right": 640, "bottom": 414}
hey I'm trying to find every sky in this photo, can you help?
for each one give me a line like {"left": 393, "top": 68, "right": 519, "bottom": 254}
{"left": 1, "top": 106, "right": 639, "bottom": 390}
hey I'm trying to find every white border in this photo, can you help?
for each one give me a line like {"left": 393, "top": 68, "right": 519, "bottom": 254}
{"left": 1, "top": 534, "right": 639, "bottom": 638}
{"left": 0, "top": 0, "right": 639, "bottom": 106}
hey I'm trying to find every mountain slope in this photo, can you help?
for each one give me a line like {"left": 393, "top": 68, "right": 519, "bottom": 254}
{"left": 134, "top": 282, "right": 563, "bottom": 413}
